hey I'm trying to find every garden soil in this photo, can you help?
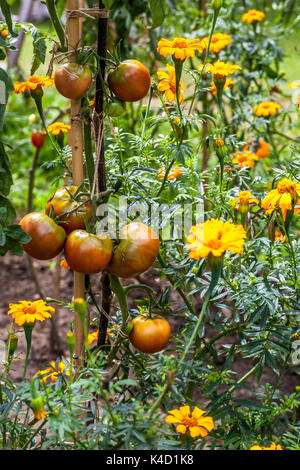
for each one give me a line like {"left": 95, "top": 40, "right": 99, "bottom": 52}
{"left": 0, "top": 252, "right": 298, "bottom": 401}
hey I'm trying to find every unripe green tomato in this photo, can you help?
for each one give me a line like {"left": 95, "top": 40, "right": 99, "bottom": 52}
{"left": 104, "top": 99, "right": 126, "bottom": 117}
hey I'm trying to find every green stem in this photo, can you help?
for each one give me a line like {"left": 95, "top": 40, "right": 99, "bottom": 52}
{"left": 227, "top": 363, "right": 259, "bottom": 394}
{"left": 83, "top": 117, "right": 95, "bottom": 191}
{"left": 23, "top": 326, "right": 33, "bottom": 381}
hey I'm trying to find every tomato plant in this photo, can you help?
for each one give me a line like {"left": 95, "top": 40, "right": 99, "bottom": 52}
{"left": 30, "top": 130, "right": 45, "bottom": 148}
{"left": 45, "top": 186, "right": 93, "bottom": 234}
{"left": 64, "top": 229, "right": 113, "bottom": 274}
{"left": 104, "top": 98, "right": 126, "bottom": 117}
{"left": 129, "top": 314, "right": 171, "bottom": 353}
{"left": 19, "top": 212, "right": 66, "bottom": 260}
{"left": 54, "top": 63, "right": 92, "bottom": 100}
{"left": 107, "top": 60, "right": 151, "bottom": 102}
{"left": 108, "top": 222, "right": 160, "bottom": 278}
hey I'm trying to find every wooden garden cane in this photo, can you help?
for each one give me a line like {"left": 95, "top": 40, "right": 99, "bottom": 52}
{"left": 66, "top": 0, "right": 85, "bottom": 365}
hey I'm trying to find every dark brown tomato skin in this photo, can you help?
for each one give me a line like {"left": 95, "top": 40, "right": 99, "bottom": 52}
{"left": 107, "top": 60, "right": 151, "bottom": 102}
{"left": 54, "top": 63, "right": 92, "bottom": 100}
{"left": 108, "top": 222, "right": 159, "bottom": 278}
{"left": 20, "top": 212, "right": 66, "bottom": 260}
{"left": 129, "top": 315, "right": 171, "bottom": 353}
{"left": 45, "top": 186, "right": 93, "bottom": 235}
{"left": 64, "top": 230, "right": 113, "bottom": 274}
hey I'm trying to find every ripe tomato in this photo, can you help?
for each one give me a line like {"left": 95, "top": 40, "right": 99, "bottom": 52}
{"left": 54, "top": 63, "right": 92, "bottom": 100}
{"left": 31, "top": 130, "right": 45, "bottom": 148}
{"left": 20, "top": 212, "right": 66, "bottom": 260}
{"left": 64, "top": 229, "right": 113, "bottom": 274}
{"left": 129, "top": 315, "right": 171, "bottom": 353}
{"left": 108, "top": 222, "right": 160, "bottom": 278}
{"left": 45, "top": 186, "right": 93, "bottom": 235}
{"left": 107, "top": 60, "right": 151, "bottom": 102}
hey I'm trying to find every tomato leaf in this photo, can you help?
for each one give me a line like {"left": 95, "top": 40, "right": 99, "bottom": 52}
{"left": 101, "top": 0, "right": 114, "bottom": 10}
{"left": 148, "top": 0, "right": 166, "bottom": 29}
{"left": 0, "top": 68, "right": 13, "bottom": 130}
{"left": 0, "top": 196, "right": 16, "bottom": 228}
{"left": 0, "top": 141, "right": 13, "bottom": 196}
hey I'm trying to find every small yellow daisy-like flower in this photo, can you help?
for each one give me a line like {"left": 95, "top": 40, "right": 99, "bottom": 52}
{"left": 261, "top": 177, "right": 300, "bottom": 221}
{"left": 250, "top": 442, "right": 282, "bottom": 450}
{"left": 231, "top": 191, "right": 259, "bottom": 212}
{"left": 157, "top": 37, "right": 203, "bottom": 60}
{"left": 200, "top": 33, "right": 232, "bottom": 53}
{"left": 199, "top": 60, "right": 242, "bottom": 83}
{"left": 157, "top": 166, "right": 182, "bottom": 181}
{"left": 210, "top": 78, "right": 233, "bottom": 95}
{"left": 8, "top": 300, "right": 54, "bottom": 327}
{"left": 157, "top": 64, "right": 185, "bottom": 103}
{"left": 256, "top": 139, "right": 270, "bottom": 159}
{"left": 165, "top": 406, "right": 214, "bottom": 438}
{"left": 186, "top": 218, "right": 246, "bottom": 259}
{"left": 275, "top": 231, "right": 286, "bottom": 242}
{"left": 242, "top": 9, "right": 266, "bottom": 24}
{"left": 231, "top": 146, "right": 259, "bottom": 168}
{"left": 253, "top": 101, "right": 282, "bottom": 117}
{"left": 36, "top": 360, "right": 71, "bottom": 383}
{"left": 47, "top": 122, "right": 71, "bottom": 136}
{"left": 14, "top": 75, "right": 54, "bottom": 94}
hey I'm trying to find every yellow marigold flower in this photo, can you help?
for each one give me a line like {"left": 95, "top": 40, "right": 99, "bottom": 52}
{"left": 31, "top": 396, "right": 47, "bottom": 421}
{"left": 199, "top": 60, "right": 242, "bottom": 83}
{"left": 262, "top": 178, "right": 300, "bottom": 220}
{"left": 250, "top": 442, "right": 282, "bottom": 450}
{"left": 253, "top": 101, "right": 282, "bottom": 117}
{"left": 231, "top": 146, "right": 259, "bottom": 168}
{"left": 88, "top": 325, "right": 117, "bottom": 346}
{"left": 165, "top": 406, "right": 214, "bottom": 438}
{"left": 47, "top": 122, "right": 71, "bottom": 136}
{"left": 157, "top": 64, "right": 185, "bottom": 103}
{"left": 0, "top": 28, "right": 8, "bottom": 38}
{"left": 200, "top": 33, "right": 232, "bottom": 53}
{"left": 157, "top": 37, "right": 203, "bottom": 60}
{"left": 242, "top": 9, "right": 266, "bottom": 23}
{"left": 210, "top": 78, "right": 233, "bottom": 95}
{"left": 14, "top": 75, "right": 54, "bottom": 94}
{"left": 186, "top": 218, "right": 246, "bottom": 259}
{"left": 292, "top": 332, "right": 300, "bottom": 340}
{"left": 275, "top": 231, "right": 286, "bottom": 242}
{"left": 37, "top": 360, "right": 71, "bottom": 383}
{"left": 256, "top": 139, "right": 270, "bottom": 159}
{"left": 8, "top": 300, "right": 54, "bottom": 327}
{"left": 60, "top": 258, "right": 71, "bottom": 270}
{"left": 157, "top": 166, "right": 182, "bottom": 180}
{"left": 231, "top": 191, "right": 259, "bottom": 211}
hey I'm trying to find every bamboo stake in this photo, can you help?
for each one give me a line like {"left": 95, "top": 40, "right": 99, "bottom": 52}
{"left": 66, "top": 0, "right": 85, "bottom": 364}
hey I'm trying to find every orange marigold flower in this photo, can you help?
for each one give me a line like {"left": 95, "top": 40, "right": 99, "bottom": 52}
{"left": 88, "top": 325, "right": 117, "bottom": 346}
{"left": 36, "top": 360, "right": 71, "bottom": 383}
{"left": 157, "top": 64, "right": 184, "bottom": 103}
{"left": 242, "top": 9, "right": 266, "bottom": 23}
{"left": 47, "top": 122, "right": 71, "bottom": 136}
{"left": 14, "top": 75, "right": 54, "bottom": 94}
{"left": 186, "top": 218, "right": 246, "bottom": 259}
{"left": 250, "top": 442, "right": 283, "bottom": 450}
{"left": 8, "top": 300, "right": 54, "bottom": 327}
{"left": 231, "top": 146, "right": 259, "bottom": 168}
{"left": 31, "top": 396, "right": 47, "bottom": 421}
{"left": 275, "top": 231, "right": 286, "bottom": 242}
{"left": 231, "top": 191, "right": 259, "bottom": 211}
{"left": 253, "top": 101, "right": 282, "bottom": 117}
{"left": 256, "top": 139, "right": 270, "bottom": 159}
{"left": 165, "top": 406, "right": 214, "bottom": 438}
{"left": 157, "top": 37, "right": 203, "bottom": 60}
{"left": 0, "top": 28, "right": 8, "bottom": 38}
{"left": 199, "top": 60, "right": 242, "bottom": 83}
{"left": 157, "top": 166, "right": 182, "bottom": 180}
{"left": 60, "top": 258, "right": 71, "bottom": 270}
{"left": 210, "top": 78, "right": 233, "bottom": 95}
{"left": 261, "top": 177, "right": 300, "bottom": 220}
{"left": 200, "top": 33, "right": 232, "bottom": 53}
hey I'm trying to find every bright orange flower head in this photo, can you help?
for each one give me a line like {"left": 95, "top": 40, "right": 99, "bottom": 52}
{"left": 200, "top": 33, "right": 232, "bottom": 53}
{"left": 88, "top": 325, "right": 117, "bottom": 346}
{"left": 157, "top": 166, "right": 182, "bottom": 180}
{"left": 157, "top": 64, "right": 184, "bottom": 103}
{"left": 242, "top": 9, "right": 266, "bottom": 23}
{"left": 47, "top": 122, "right": 71, "bottom": 136}
{"left": 253, "top": 101, "right": 282, "bottom": 117}
{"left": 165, "top": 406, "right": 214, "bottom": 438}
{"left": 210, "top": 78, "right": 233, "bottom": 95}
{"left": 186, "top": 218, "right": 246, "bottom": 259}
{"left": 60, "top": 258, "right": 71, "bottom": 270}
{"left": 14, "top": 75, "right": 54, "bottom": 94}
{"left": 275, "top": 231, "right": 286, "bottom": 242}
{"left": 157, "top": 37, "right": 203, "bottom": 60}
{"left": 36, "top": 360, "right": 71, "bottom": 383}
{"left": 0, "top": 28, "right": 8, "bottom": 38}
{"left": 8, "top": 300, "right": 54, "bottom": 327}
{"left": 250, "top": 442, "right": 283, "bottom": 450}
{"left": 261, "top": 177, "right": 300, "bottom": 220}
{"left": 231, "top": 191, "right": 259, "bottom": 212}
{"left": 256, "top": 139, "right": 270, "bottom": 159}
{"left": 199, "top": 60, "right": 241, "bottom": 83}
{"left": 231, "top": 146, "right": 259, "bottom": 168}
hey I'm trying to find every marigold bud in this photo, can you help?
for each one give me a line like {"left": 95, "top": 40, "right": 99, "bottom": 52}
{"left": 6, "top": 334, "right": 18, "bottom": 357}
{"left": 212, "top": 0, "right": 223, "bottom": 11}
{"left": 74, "top": 298, "right": 87, "bottom": 317}
{"left": 30, "top": 84, "right": 44, "bottom": 100}
{"left": 66, "top": 331, "right": 75, "bottom": 347}
{"left": 31, "top": 396, "right": 47, "bottom": 421}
